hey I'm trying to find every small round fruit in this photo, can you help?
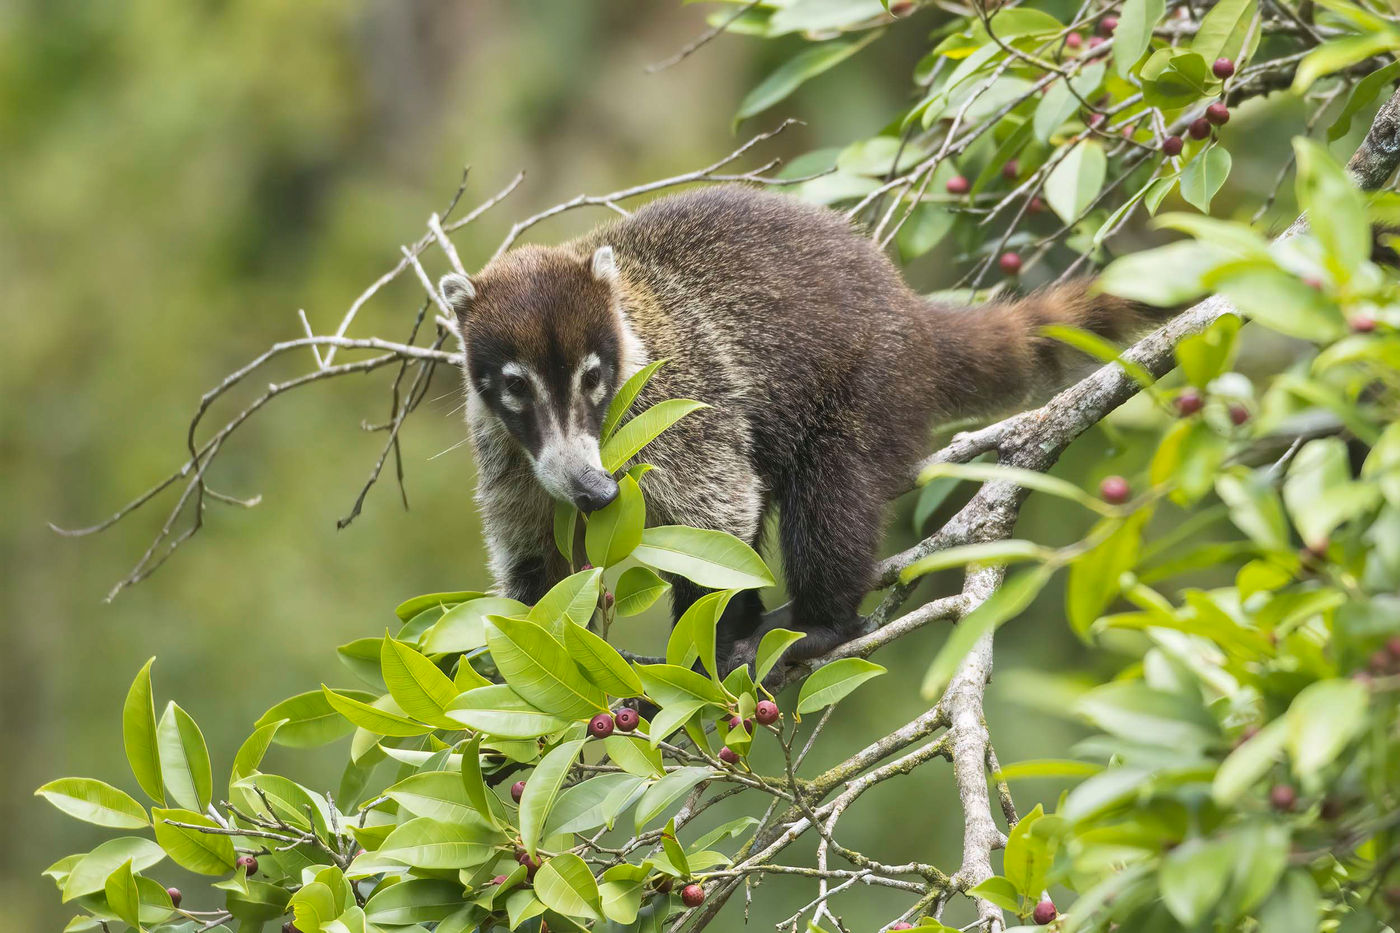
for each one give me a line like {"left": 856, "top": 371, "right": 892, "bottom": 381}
{"left": 604, "top": 591, "right": 615, "bottom": 609}
{"left": 946, "top": 175, "right": 970, "bottom": 195}
{"left": 755, "top": 700, "right": 780, "bottom": 725}
{"left": 1088, "top": 112, "right": 1105, "bottom": 128}
{"left": 891, "top": 924, "right": 915, "bottom": 931}
{"left": 999, "top": 252, "right": 1023, "bottom": 275}
{"left": 719, "top": 746, "right": 741, "bottom": 765}
{"left": 1213, "top": 57, "right": 1235, "bottom": 78}
{"left": 236, "top": 855, "right": 258, "bottom": 875}
{"left": 1270, "top": 783, "right": 1298, "bottom": 812}
{"left": 1351, "top": 313, "right": 1377, "bottom": 333}
{"left": 1387, "top": 635, "right": 1400, "bottom": 660}
{"left": 1065, "top": 32, "right": 1083, "bottom": 48}
{"left": 1098, "top": 15, "right": 1118, "bottom": 34}
{"left": 511, "top": 780, "right": 527, "bottom": 803}
{"left": 588, "top": 712, "right": 615, "bottom": 739}
{"left": 1099, "top": 475, "right": 1131, "bottom": 504}
{"left": 1206, "top": 102, "right": 1230, "bottom": 125}
{"left": 1088, "top": 35, "right": 1106, "bottom": 49}
{"left": 1002, "top": 160, "right": 1019, "bottom": 180}
{"left": 1033, "top": 898, "right": 1058, "bottom": 924}
{"left": 517, "top": 852, "right": 541, "bottom": 878}
{"left": 889, "top": 0, "right": 915, "bottom": 14}
{"left": 1189, "top": 117, "right": 1212, "bottom": 139}
{"left": 681, "top": 884, "right": 706, "bottom": 908}
{"left": 1228, "top": 404, "right": 1250, "bottom": 426}
{"left": 1162, "top": 135, "right": 1184, "bottom": 156}
{"left": 1028, "top": 195, "right": 1046, "bottom": 213}
{"left": 1174, "top": 389, "right": 1204, "bottom": 416}
{"left": 492, "top": 874, "right": 509, "bottom": 885}
{"left": 580, "top": 563, "right": 594, "bottom": 570}
{"left": 1370, "top": 649, "right": 1391, "bottom": 674}
{"left": 283, "top": 923, "right": 300, "bottom": 933}
{"left": 728, "top": 714, "right": 754, "bottom": 734}
{"left": 615, "top": 707, "right": 640, "bottom": 732}
{"left": 166, "top": 887, "right": 183, "bottom": 908}
{"left": 655, "top": 876, "right": 674, "bottom": 894}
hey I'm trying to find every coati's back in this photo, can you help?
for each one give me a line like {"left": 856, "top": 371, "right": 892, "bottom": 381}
{"left": 580, "top": 186, "right": 1150, "bottom": 497}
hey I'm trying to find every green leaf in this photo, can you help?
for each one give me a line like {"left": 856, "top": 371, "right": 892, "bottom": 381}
{"left": 446, "top": 684, "right": 574, "bottom": 738}
{"left": 256, "top": 689, "right": 367, "bottom": 748}
{"left": 423, "top": 596, "right": 528, "bottom": 655}
{"left": 1256, "top": 869, "right": 1321, "bottom": 933}
{"left": 381, "top": 635, "right": 461, "bottom": 727}
{"left": 122, "top": 658, "right": 163, "bottom": 805}
{"left": 321, "top": 687, "right": 431, "bottom": 737}
{"left": 1283, "top": 437, "right": 1355, "bottom": 548}
{"left": 529, "top": 567, "right": 603, "bottom": 631}
{"left": 1294, "top": 33, "right": 1399, "bottom": 94}
{"left": 918, "top": 461, "right": 1115, "bottom": 514}
{"left": 520, "top": 739, "right": 587, "bottom": 856}
{"left": 1066, "top": 511, "right": 1152, "bottom": 638}
{"left": 634, "top": 766, "right": 713, "bottom": 831}
{"left": 385, "top": 770, "right": 497, "bottom": 827}
{"left": 535, "top": 853, "right": 602, "bottom": 921}
{"left": 1177, "top": 313, "right": 1241, "bottom": 387}
{"left": 1045, "top": 140, "right": 1107, "bottom": 225}
{"left": 755, "top": 628, "right": 807, "bottom": 683}
{"left": 395, "top": 591, "right": 484, "bottom": 622}
{"left": 735, "top": 33, "right": 881, "bottom": 123}
{"left": 156, "top": 701, "right": 212, "bottom": 812}
{"left": 103, "top": 859, "right": 142, "bottom": 930}
{"left": 152, "top": 807, "right": 234, "bottom": 875}
{"left": 553, "top": 500, "right": 578, "bottom": 563}
{"left": 922, "top": 567, "right": 1054, "bottom": 698}
{"left": 1180, "top": 146, "right": 1232, "bottom": 213}
{"left": 586, "top": 474, "right": 646, "bottom": 567}
{"left": 1077, "top": 681, "right": 1218, "bottom": 749}
{"left": 672, "top": 589, "right": 734, "bottom": 679}
{"left": 600, "top": 400, "right": 709, "bottom": 472}
{"left": 797, "top": 658, "right": 887, "bottom": 713}
{"left": 230, "top": 719, "right": 283, "bottom": 793}
{"left": 613, "top": 566, "right": 670, "bottom": 617}
{"left": 563, "top": 622, "right": 645, "bottom": 697}
{"left": 602, "top": 359, "right": 666, "bottom": 442}
{"left": 1040, "top": 324, "right": 1158, "bottom": 389}
{"left": 1034, "top": 62, "right": 1106, "bottom": 141}
{"left": 1329, "top": 60, "right": 1400, "bottom": 140}
{"left": 633, "top": 525, "right": 775, "bottom": 590}
{"left": 485, "top": 616, "right": 607, "bottom": 719}
{"left": 1213, "top": 717, "right": 1288, "bottom": 804}
{"left": 1115, "top": 0, "right": 1164, "bottom": 76}
{"left": 603, "top": 734, "right": 666, "bottom": 778}
{"left": 1097, "top": 240, "right": 1217, "bottom": 306}
{"left": 636, "top": 663, "right": 730, "bottom": 707}
{"left": 1191, "top": 0, "right": 1256, "bottom": 65}
{"left": 289, "top": 880, "right": 340, "bottom": 932}
{"left": 35, "top": 778, "right": 148, "bottom": 830}
{"left": 1160, "top": 836, "right": 1236, "bottom": 925}
{"left": 364, "top": 879, "right": 466, "bottom": 925}
{"left": 546, "top": 773, "right": 646, "bottom": 835}
{"left": 62, "top": 837, "right": 165, "bottom": 902}
{"left": 901, "top": 539, "right": 1051, "bottom": 583}
{"left": 1294, "top": 137, "right": 1370, "bottom": 274}
{"left": 967, "top": 876, "right": 1021, "bottom": 912}
{"left": 1286, "top": 679, "right": 1368, "bottom": 778}
{"left": 379, "top": 817, "right": 495, "bottom": 869}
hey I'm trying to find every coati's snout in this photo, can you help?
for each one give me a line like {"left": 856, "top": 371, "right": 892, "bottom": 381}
{"left": 441, "top": 243, "right": 642, "bottom": 513}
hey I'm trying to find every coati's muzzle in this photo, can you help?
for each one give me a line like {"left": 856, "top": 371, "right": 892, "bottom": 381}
{"left": 534, "top": 433, "right": 619, "bottom": 514}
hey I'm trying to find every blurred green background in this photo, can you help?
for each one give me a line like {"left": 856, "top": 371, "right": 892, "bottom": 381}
{"left": 0, "top": 2, "right": 1324, "bottom": 929}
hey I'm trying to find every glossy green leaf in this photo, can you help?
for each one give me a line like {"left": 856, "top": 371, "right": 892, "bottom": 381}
{"left": 1045, "top": 140, "right": 1107, "bottom": 225}
{"left": 520, "top": 739, "right": 587, "bottom": 856}
{"left": 586, "top": 474, "right": 646, "bottom": 567}
{"left": 446, "top": 684, "right": 574, "bottom": 738}
{"left": 62, "top": 837, "right": 164, "bottom": 902}
{"left": 535, "top": 853, "right": 602, "bottom": 920}
{"left": 613, "top": 566, "right": 670, "bottom": 617}
{"left": 381, "top": 634, "right": 460, "bottom": 727}
{"left": 922, "top": 567, "right": 1054, "bottom": 698}
{"left": 755, "top": 628, "right": 806, "bottom": 683}
{"left": 529, "top": 567, "right": 603, "bottom": 630}
{"left": 122, "top": 658, "right": 163, "bottom": 805}
{"left": 1180, "top": 146, "right": 1232, "bottom": 214}
{"left": 1286, "top": 678, "right": 1367, "bottom": 778}
{"left": 901, "top": 539, "right": 1051, "bottom": 583}
{"left": 633, "top": 525, "right": 774, "bottom": 590}
{"left": 156, "top": 701, "right": 212, "bottom": 812}
{"left": 379, "top": 817, "right": 495, "bottom": 869}
{"left": 600, "top": 399, "right": 709, "bottom": 472}
{"left": 735, "top": 33, "right": 881, "bottom": 123}
{"left": 797, "top": 658, "right": 887, "bottom": 713}
{"left": 423, "top": 596, "right": 529, "bottom": 655}
{"left": 321, "top": 687, "right": 431, "bottom": 737}
{"left": 634, "top": 766, "right": 713, "bottom": 831}
{"left": 485, "top": 615, "right": 607, "bottom": 719}
{"left": 364, "top": 879, "right": 466, "bottom": 925}
{"left": 35, "top": 778, "right": 148, "bottom": 830}
{"left": 152, "top": 807, "right": 233, "bottom": 875}
{"left": 563, "top": 622, "right": 645, "bottom": 697}
{"left": 103, "top": 859, "right": 142, "bottom": 929}
{"left": 1115, "top": 0, "right": 1164, "bottom": 76}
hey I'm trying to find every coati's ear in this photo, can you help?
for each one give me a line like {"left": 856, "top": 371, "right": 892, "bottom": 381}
{"left": 438, "top": 272, "right": 476, "bottom": 317}
{"left": 590, "top": 245, "right": 618, "bottom": 283}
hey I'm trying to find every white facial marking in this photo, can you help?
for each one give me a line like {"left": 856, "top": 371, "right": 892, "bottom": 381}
{"left": 498, "top": 361, "right": 535, "bottom": 413}
{"left": 575, "top": 352, "right": 607, "bottom": 408}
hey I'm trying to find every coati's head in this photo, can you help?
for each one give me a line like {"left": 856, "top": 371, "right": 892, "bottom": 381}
{"left": 440, "top": 244, "right": 642, "bottom": 513}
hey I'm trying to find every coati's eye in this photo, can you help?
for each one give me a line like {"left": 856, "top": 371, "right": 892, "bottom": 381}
{"left": 503, "top": 373, "right": 530, "bottom": 397}
{"left": 581, "top": 366, "right": 601, "bottom": 393}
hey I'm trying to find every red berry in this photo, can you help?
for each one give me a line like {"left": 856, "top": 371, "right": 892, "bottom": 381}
{"left": 889, "top": 0, "right": 915, "bottom": 13}
{"left": 654, "top": 876, "right": 674, "bottom": 894}
{"left": 1213, "top": 58, "right": 1235, "bottom": 78}
{"left": 1228, "top": 404, "right": 1250, "bottom": 426}
{"left": 166, "top": 887, "right": 182, "bottom": 908}
{"left": 946, "top": 175, "right": 970, "bottom": 195}
{"left": 604, "top": 591, "right": 615, "bottom": 608}
{"left": 1303, "top": 276, "right": 1324, "bottom": 290}
{"left": 492, "top": 874, "right": 509, "bottom": 885}
{"left": 1098, "top": 15, "right": 1118, "bottom": 34}
{"left": 1088, "top": 112, "right": 1105, "bottom": 128}
{"left": 1369, "top": 649, "right": 1391, "bottom": 674}
{"left": 283, "top": 924, "right": 300, "bottom": 933}
{"left": 1099, "top": 475, "right": 1131, "bottom": 504}
{"left": 1162, "top": 135, "right": 1183, "bottom": 156}
{"left": 1270, "top": 784, "right": 1297, "bottom": 812}
{"left": 1034, "top": 898, "right": 1058, "bottom": 924}
{"left": 1206, "top": 102, "right": 1230, "bottom": 125}
{"left": 511, "top": 780, "right": 527, "bottom": 803}
{"left": 719, "top": 747, "right": 741, "bottom": 765}
{"left": 1386, "top": 635, "right": 1400, "bottom": 660}
{"left": 1189, "top": 118, "right": 1212, "bottom": 139}
{"left": 999, "top": 252, "right": 1023, "bottom": 275}
{"left": 614, "top": 707, "right": 639, "bottom": 732}
{"left": 236, "top": 855, "right": 258, "bottom": 875}
{"left": 681, "top": 884, "right": 706, "bottom": 907}
{"left": 580, "top": 563, "right": 594, "bottom": 570}
{"left": 588, "top": 712, "right": 615, "bottom": 739}
{"left": 1002, "top": 160, "right": 1019, "bottom": 180}
{"left": 1088, "top": 35, "right": 1106, "bottom": 49}
{"left": 1352, "top": 313, "right": 1377, "bottom": 333}
{"left": 755, "top": 700, "right": 780, "bottom": 725}
{"left": 727, "top": 714, "right": 754, "bottom": 734}
{"left": 1384, "top": 886, "right": 1400, "bottom": 907}
{"left": 1174, "top": 389, "right": 1203, "bottom": 416}
{"left": 517, "top": 852, "right": 541, "bottom": 878}
{"left": 1028, "top": 195, "right": 1045, "bottom": 213}
{"left": 1065, "top": 32, "right": 1083, "bottom": 48}
{"left": 891, "top": 925, "right": 915, "bottom": 931}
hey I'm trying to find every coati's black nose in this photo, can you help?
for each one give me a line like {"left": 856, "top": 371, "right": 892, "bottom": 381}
{"left": 572, "top": 470, "right": 619, "bottom": 513}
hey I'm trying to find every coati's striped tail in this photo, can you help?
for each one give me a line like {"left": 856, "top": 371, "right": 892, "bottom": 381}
{"left": 920, "top": 279, "right": 1162, "bottom": 422}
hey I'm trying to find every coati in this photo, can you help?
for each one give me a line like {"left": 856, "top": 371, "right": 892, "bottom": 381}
{"left": 439, "top": 186, "right": 1153, "bottom": 672}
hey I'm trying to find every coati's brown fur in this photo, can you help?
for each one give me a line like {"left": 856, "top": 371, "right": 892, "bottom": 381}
{"left": 441, "top": 186, "right": 1157, "bottom": 671}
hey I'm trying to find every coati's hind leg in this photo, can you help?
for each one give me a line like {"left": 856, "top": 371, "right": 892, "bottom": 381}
{"left": 729, "top": 439, "right": 883, "bottom": 672}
